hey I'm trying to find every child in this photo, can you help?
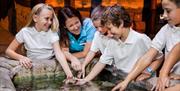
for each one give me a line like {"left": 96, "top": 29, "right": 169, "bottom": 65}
{"left": 57, "top": 6, "right": 96, "bottom": 72}
{"left": 4, "top": 3, "right": 73, "bottom": 90}
{"left": 112, "top": 0, "right": 180, "bottom": 91}
{"left": 78, "top": 5, "right": 111, "bottom": 78}
{"left": 156, "top": 43, "right": 180, "bottom": 91}
{"left": 76, "top": 5, "right": 162, "bottom": 87}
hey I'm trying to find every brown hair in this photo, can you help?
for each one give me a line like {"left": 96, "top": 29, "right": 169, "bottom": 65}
{"left": 101, "top": 4, "right": 132, "bottom": 28}
{"left": 91, "top": 5, "right": 106, "bottom": 21}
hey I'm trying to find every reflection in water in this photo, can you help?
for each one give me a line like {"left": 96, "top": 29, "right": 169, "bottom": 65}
{"left": 15, "top": 80, "right": 114, "bottom": 91}
{"left": 59, "top": 81, "right": 115, "bottom": 91}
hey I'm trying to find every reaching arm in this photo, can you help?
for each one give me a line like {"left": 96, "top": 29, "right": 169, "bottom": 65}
{"left": 6, "top": 39, "right": 24, "bottom": 60}
{"left": 84, "top": 61, "right": 106, "bottom": 81}
{"left": 72, "top": 42, "right": 92, "bottom": 58}
{"left": 63, "top": 50, "right": 82, "bottom": 71}
{"left": 6, "top": 39, "right": 32, "bottom": 69}
{"left": 76, "top": 61, "right": 106, "bottom": 85}
{"left": 53, "top": 41, "right": 73, "bottom": 78}
{"left": 82, "top": 51, "right": 96, "bottom": 67}
{"left": 160, "top": 43, "right": 180, "bottom": 77}
{"left": 136, "top": 56, "right": 163, "bottom": 81}
{"left": 148, "top": 57, "right": 163, "bottom": 73}
{"left": 77, "top": 51, "right": 96, "bottom": 78}
{"left": 155, "top": 43, "right": 180, "bottom": 91}
{"left": 112, "top": 48, "right": 159, "bottom": 91}
{"left": 125, "top": 48, "right": 158, "bottom": 82}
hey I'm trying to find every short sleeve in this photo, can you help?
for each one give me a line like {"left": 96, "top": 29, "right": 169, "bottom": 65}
{"left": 142, "top": 34, "right": 163, "bottom": 60}
{"left": 142, "top": 34, "right": 151, "bottom": 50}
{"left": 99, "top": 40, "right": 113, "bottom": 65}
{"left": 151, "top": 25, "right": 167, "bottom": 52}
{"left": 51, "top": 31, "right": 59, "bottom": 43}
{"left": 15, "top": 28, "right": 25, "bottom": 43}
{"left": 90, "top": 31, "right": 100, "bottom": 52}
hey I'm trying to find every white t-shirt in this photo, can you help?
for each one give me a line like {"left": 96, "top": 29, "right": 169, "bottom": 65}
{"left": 151, "top": 24, "right": 180, "bottom": 74}
{"left": 100, "top": 29, "right": 151, "bottom": 73}
{"left": 16, "top": 27, "right": 59, "bottom": 60}
{"left": 152, "top": 24, "right": 180, "bottom": 58}
{"left": 90, "top": 31, "right": 110, "bottom": 53}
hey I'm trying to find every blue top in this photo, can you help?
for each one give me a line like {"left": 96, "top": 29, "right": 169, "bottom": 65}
{"left": 68, "top": 18, "right": 96, "bottom": 53}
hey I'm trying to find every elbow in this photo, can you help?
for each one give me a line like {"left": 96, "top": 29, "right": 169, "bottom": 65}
{"left": 5, "top": 48, "right": 10, "bottom": 56}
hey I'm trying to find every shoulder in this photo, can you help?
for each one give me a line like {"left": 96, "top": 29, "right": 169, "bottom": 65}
{"left": 16, "top": 27, "right": 34, "bottom": 35}
{"left": 20, "top": 27, "right": 33, "bottom": 32}
{"left": 157, "top": 24, "right": 171, "bottom": 34}
{"left": 83, "top": 18, "right": 92, "bottom": 22}
{"left": 48, "top": 30, "right": 59, "bottom": 38}
{"left": 94, "top": 31, "right": 101, "bottom": 37}
{"left": 93, "top": 31, "right": 103, "bottom": 40}
{"left": 129, "top": 30, "right": 151, "bottom": 50}
{"left": 160, "top": 24, "right": 171, "bottom": 30}
{"left": 132, "top": 29, "right": 150, "bottom": 40}
{"left": 83, "top": 18, "right": 93, "bottom": 25}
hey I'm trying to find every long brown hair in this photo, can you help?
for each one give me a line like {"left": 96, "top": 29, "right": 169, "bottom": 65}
{"left": 57, "top": 6, "right": 83, "bottom": 47}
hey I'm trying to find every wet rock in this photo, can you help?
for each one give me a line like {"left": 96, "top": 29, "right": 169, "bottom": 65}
{"left": 0, "top": 57, "right": 66, "bottom": 90}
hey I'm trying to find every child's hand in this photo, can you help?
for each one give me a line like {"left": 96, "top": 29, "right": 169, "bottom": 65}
{"left": 136, "top": 72, "right": 151, "bottom": 81}
{"left": 75, "top": 78, "right": 88, "bottom": 85}
{"left": 71, "top": 59, "right": 82, "bottom": 71}
{"left": 19, "top": 56, "right": 32, "bottom": 69}
{"left": 155, "top": 76, "right": 170, "bottom": 91}
{"left": 111, "top": 81, "right": 128, "bottom": 91}
{"left": 64, "top": 77, "right": 77, "bottom": 84}
{"left": 77, "top": 64, "right": 86, "bottom": 78}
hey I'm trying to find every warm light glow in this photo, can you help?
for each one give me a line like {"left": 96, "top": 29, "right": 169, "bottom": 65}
{"left": 46, "top": 0, "right": 145, "bottom": 9}
{"left": 75, "top": 0, "right": 91, "bottom": 8}
{"left": 102, "top": 0, "right": 144, "bottom": 9}
{"left": 46, "top": 0, "right": 64, "bottom": 7}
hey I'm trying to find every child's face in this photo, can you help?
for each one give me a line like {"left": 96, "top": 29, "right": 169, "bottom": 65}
{"left": 162, "top": 0, "right": 180, "bottom": 26}
{"left": 93, "top": 20, "right": 109, "bottom": 35}
{"left": 106, "top": 23, "right": 123, "bottom": 39}
{"left": 34, "top": 8, "right": 53, "bottom": 31}
{"left": 65, "top": 17, "right": 81, "bottom": 35}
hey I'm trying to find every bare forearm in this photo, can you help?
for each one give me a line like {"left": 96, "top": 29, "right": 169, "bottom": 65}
{"left": 5, "top": 39, "right": 24, "bottom": 61}
{"left": 85, "top": 62, "right": 106, "bottom": 81}
{"left": 56, "top": 52, "right": 73, "bottom": 77}
{"left": 64, "top": 51, "right": 78, "bottom": 62}
{"left": 124, "top": 48, "right": 158, "bottom": 83}
{"left": 160, "top": 43, "right": 180, "bottom": 77}
{"left": 148, "top": 56, "right": 163, "bottom": 72}
{"left": 83, "top": 51, "right": 96, "bottom": 67}
{"left": 126, "top": 57, "right": 152, "bottom": 82}
{"left": 6, "top": 49, "right": 24, "bottom": 61}
{"left": 53, "top": 42, "right": 73, "bottom": 77}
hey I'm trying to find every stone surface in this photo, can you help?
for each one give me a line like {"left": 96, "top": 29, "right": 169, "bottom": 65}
{"left": 0, "top": 57, "right": 66, "bottom": 90}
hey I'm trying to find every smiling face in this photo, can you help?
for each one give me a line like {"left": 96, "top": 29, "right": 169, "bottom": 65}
{"left": 65, "top": 17, "right": 81, "bottom": 35}
{"left": 162, "top": 0, "right": 180, "bottom": 26}
{"left": 93, "top": 19, "right": 109, "bottom": 35}
{"left": 106, "top": 23, "right": 124, "bottom": 39}
{"left": 33, "top": 8, "right": 53, "bottom": 32}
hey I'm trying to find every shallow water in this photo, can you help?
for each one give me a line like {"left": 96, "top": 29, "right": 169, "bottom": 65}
{"left": 15, "top": 79, "right": 114, "bottom": 91}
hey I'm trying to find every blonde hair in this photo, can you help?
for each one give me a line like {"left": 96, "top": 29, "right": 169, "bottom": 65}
{"left": 26, "top": 3, "right": 59, "bottom": 32}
